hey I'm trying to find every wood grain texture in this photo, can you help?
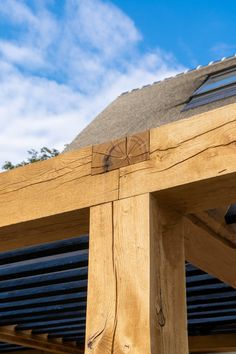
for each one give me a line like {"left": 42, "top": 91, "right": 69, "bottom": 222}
{"left": 86, "top": 195, "right": 188, "bottom": 354}
{"left": 184, "top": 215, "right": 236, "bottom": 288}
{"left": 85, "top": 202, "right": 116, "bottom": 354}
{"left": 0, "top": 147, "right": 118, "bottom": 229}
{"left": 0, "top": 209, "right": 89, "bottom": 251}
{"left": 91, "top": 131, "right": 149, "bottom": 174}
{"left": 189, "top": 333, "right": 236, "bottom": 352}
{"left": 119, "top": 103, "right": 236, "bottom": 212}
{"left": 0, "top": 326, "right": 82, "bottom": 354}
{"left": 149, "top": 197, "right": 188, "bottom": 354}
{"left": 195, "top": 208, "right": 236, "bottom": 246}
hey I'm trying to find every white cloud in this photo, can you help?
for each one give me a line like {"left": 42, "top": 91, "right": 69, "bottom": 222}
{"left": 0, "top": 0, "right": 184, "bottom": 167}
{"left": 0, "top": 41, "right": 44, "bottom": 67}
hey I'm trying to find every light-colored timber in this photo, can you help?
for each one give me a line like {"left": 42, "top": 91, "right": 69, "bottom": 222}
{"left": 85, "top": 202, "right": 116, "bottom": 353}
{"left": 120, "top": 103, "right": 236, "bottom": 212}
{"left": 0, "top": 147, "right": 118, "bottom": 230}
{"left": 184, "top": 215, "right": 236, "bottom": 288}
{"left": 91, "top": 131, "right": 149, "bottom": 174}
{"left": 0, "top": 326, "right": 82, "bottom": 354}
{"left": 0, "top": 103, "right": 236, "bottom": 231}
{"left": 189, "top": 333, "right": 236, "bottom": 352}
{"left": 86, "top": 194, "right": 188, "bottom": 353}
{"left": 0, "top": 101, "right": 236, "bottom": 353}
{"left": 0, "top": 208, "right": 89, "bottom": 251}
{"left": 195, "top": 208, "right": 236, "bottom": 246}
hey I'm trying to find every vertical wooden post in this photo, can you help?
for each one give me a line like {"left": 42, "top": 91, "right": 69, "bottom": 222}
{"left": 86, "top": 194, "right": 188, "bottom": 354}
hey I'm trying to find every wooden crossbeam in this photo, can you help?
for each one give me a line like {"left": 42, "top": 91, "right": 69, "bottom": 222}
{"left": 195, "top": 208, "right": 236, "bottom": 246}
{"left": 0, "top": 147, "right": 118, "bottom": 230}
{"left": 0, "top": 209, "right": 89, "bottom": 252}
{"left": 0, "top": 103, "right": 236, "bottom": 235}
{"left": 120, "top": 102, "right": 236, "bottom": 212}
{"left": 184, "top": 215, "right": 236, "bottom": 288}
{"left": 0, "top": 326, "right": 83, "bottom": 354}
{"left": 189, "top": 334, "right": 236, "bottom": 352}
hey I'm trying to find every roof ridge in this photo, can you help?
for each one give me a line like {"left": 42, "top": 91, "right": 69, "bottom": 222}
{"left": 120, "top": 53, "right": 236, "bottom": 96}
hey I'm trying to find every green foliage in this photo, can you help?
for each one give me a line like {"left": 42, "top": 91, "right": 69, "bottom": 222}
{"left": 2, "top": 147, "right": 60, "bottom": 171}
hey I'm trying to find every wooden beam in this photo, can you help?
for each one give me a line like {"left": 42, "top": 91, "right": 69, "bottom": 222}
{"left": 120, "top": 103, "right": 236, "bottom": 212}
{"left": 195, "top": 208, "right": 236, "bottom": 246}
{"left": 86, "top": 195, "right": 188, "bottom": 353}
{"left": 0, "top": 147, "right": 118, "bottom": 229}
{"left": 184, "top": 215, "right": 236, "bottom": 288}
{"left": 0, "top": 326, "right": 82, "bottom": 354}
{"left": 1, "top": 103, "right": 236, "bottom": 233}
{"left": 91, "top": 131, "right": 149, "bottom": 174}
{"left": 189, "top": 334, "right": 236, "bottom": 352}
{"left": 0, "top": 209, "right": 89, "bottom": 251}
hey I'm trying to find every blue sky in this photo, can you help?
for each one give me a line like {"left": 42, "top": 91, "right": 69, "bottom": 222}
{"left": 113, "top": 0, "right": 236, "bottom": 67}
{"left": 0, "top": 0, "right": 235, "bottom": 166}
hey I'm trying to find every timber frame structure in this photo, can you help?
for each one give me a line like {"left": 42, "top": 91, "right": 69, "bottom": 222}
{"left": 0, "top": 101, "right": 236, "bottom": 353}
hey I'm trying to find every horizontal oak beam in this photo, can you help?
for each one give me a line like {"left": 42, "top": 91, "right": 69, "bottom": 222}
{"left": 120, "top": 102, "right": 236, "bottom": 212}
{"left": 189, "top": 334, "right": 236, "bottom": 352}
{"left": 195, "top": 208, "right": 236, "bottom": 246}
{"left": 1, "top": 103, "right": 236, "bottom": 234}
{"left": 0, "top": 209, "right": 89, "bottom": 251}
{"left": 184, "top": 215, "right": 236, "bottom": 288}
{"left": 0, "top": 326, "right": 82, "bottom": 353}
{"left": 0, "top": 147, "right": 118, "bottom": 229}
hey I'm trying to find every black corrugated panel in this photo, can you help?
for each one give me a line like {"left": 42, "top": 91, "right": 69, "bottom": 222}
{"left": 186, "top": 262, "right": 236, "bottom": 336}
{"left": 0, "top": 236, "right": 89, "bottom": 352}
{"left": 0, "top": 237, "right": 234, "bottom": 352}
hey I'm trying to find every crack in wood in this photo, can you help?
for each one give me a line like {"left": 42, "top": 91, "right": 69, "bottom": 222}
{"left": 0, "top": 162, "right": 91, "bottom": 196}
{"left": 151, "top": 118, "right": 236, "bottom": 154}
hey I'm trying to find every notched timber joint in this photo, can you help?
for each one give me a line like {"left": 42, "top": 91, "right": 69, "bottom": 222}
{"left": 91, "top": 131, "right": 150, "bottom": 174}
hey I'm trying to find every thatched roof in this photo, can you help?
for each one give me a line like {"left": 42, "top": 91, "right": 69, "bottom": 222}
{"left": 67, "top": 55, "right": 236, "bottom": 151}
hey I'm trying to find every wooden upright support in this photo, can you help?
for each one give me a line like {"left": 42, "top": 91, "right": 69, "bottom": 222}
{"left": 86, "top": 194, "right": 189, "bottom": 353}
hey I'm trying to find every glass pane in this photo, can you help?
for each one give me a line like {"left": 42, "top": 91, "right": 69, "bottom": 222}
{"left": 195, "top": 68, "right": 236, "bottom": 95}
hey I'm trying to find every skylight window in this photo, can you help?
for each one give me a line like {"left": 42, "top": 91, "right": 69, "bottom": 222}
{"left": 183, "top": 67, "right": 236, "bottom": 110}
